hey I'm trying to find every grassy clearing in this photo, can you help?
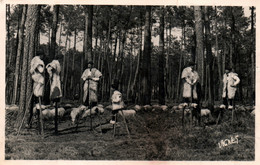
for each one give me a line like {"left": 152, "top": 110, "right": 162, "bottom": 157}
{"left": 5, "top": 105, "right": 255, "bottom": 160}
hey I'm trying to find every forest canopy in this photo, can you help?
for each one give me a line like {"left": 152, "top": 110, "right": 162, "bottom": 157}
{"left": 6, "top": 5, "right": 255, "bottom": 110}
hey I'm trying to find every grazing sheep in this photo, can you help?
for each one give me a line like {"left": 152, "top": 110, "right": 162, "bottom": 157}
{"left": 70, "top": 105, "right": 88, "bottom": 125}
{"left": 200, "top": 109, "right": 211, "bottom": 117}
{"left": 81, "top": 105, "right": 105, "bottom": 119}
{"left": 152, "top": 105, "right": 162, "bottom": 111}
{"left": 134, "top": 105, "right": 142, "bottom": 111}
{"left": 178, "top": 103, "right": 188, "bottom": 109}
{"left": 161, "top": 105, "right": 168, "bottom": 111}
{"left": 41, "top": 107, "right": 65, "bottom": 120}
{"left": 118, "top": 109, "right": 136, "bottom": 117}
{"left": 5, "top": 105, "right": 19, "bottom": 111}
{"left": 33, "top": 105, "right": 51, "bottom": 115}
{"left": 143, "top": 105, "right": 153, "bottom": 111}
{"left": 190, "top": 103, "right": 198, "bottom": 108}
{"left": 200, "top": 108, "right": 215, "bottom": 123}
{"left": 172, "top": 105, "right": 178, "bottom": 111}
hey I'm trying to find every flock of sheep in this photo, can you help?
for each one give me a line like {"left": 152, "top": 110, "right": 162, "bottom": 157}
{"left": 30, "top": 103, "right": 217, "bottom": 126}
{"left": 6, "top": 102, "right": 255, "bottom": 131}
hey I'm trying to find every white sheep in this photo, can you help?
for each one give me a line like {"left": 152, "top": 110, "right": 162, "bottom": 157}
{"left": 190, "top": 103, "right": 198, "bottom": 108}
{"left": 200, "top": 109, "right": 211, "bottom": 117}
{"left": 70, "top": 105, "right": 88, "bottom": 125}
{"left": 161, "top": 105, "right": 168, "bottom": 111}
{"left": 200, "top": 109, "right": 214, "bottom": 122}
{"left": 41, "top": 107, "right": 65, "bottom": 120}
{"left": 178, "top": 103, "right": 188, "bottom": 109}
{"left": 81, "top": 105, "right": 105, "bottom": 118}
{"left": 152, "top": 105, "right": 162, "bottom": 111}
{"left": 134, "top": 105, "right": 142, "bottom": 111}
{"left": 33, "top": 105, "right": 51, "bottom": 115}
{"left": 143, "top": 105, "right": 153, "bottom": 111}
{"left": 172, "top": 105, "right": 178, "bottom": 111}
{"left": 118, "top": 109, "right": 136, "bottom": 117}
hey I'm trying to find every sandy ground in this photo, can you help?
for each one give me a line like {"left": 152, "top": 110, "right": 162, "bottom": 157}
{"left": 5, "top": 104, "right": 255, "bottom": 160}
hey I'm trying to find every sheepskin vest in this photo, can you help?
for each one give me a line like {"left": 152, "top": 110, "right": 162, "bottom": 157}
{"left": 46, "top": 60, "right": 62, "bottom": 100}
{"left": 30, "top": 56, "right": 45, "bottom": 97}
{"left": 181, "top": 67, "right": 199, "bottom": 99}
{"left": 222, "top": 72, "right": 240, "bottom": 99}
{"left": 111, "top": 90, "right": 125, "bottom": 111}
{"left": 81, "top": 68, "right": 102, "bottom": 103}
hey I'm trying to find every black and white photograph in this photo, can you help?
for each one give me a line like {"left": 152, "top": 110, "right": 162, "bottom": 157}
{"left": 2, "top": 0, "right": 259, "bottom": 163}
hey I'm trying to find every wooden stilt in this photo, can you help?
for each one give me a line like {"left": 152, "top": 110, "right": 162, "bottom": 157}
{"left": 90, "top": 104, "right": 93, "bottom": 131}
{"left": 113, "top": 114, "right": 117, "bottom": 137}
{"left": 182, "top": 106, "right": 185, "bottom": 127}
{"left": 38, "top": 97, "right": 44, "bottom": 136}
{"left": 120, "top": 110, "right": 130, "bottom": 138}
{"left": 97, "top": 112, "right": 103, "bottom": 134}
{"left": 55, "top": 101, "right": 58, "bottom": 135}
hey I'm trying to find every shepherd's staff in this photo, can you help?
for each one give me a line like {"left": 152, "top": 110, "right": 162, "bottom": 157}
{"left": 87, "top": 69, "right": 93, "bottom": 131}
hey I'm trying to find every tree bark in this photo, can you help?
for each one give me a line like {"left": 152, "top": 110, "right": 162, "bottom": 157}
{"left": 49, "top": 5, "right": 59, "bottom": 60}
{"left": 131, "top": 24, "right": 142, "bottom": 103}
{"left": 6, "top": 5, "right": 11, "bottom": 67}
{"left": 204, "top": 6, "right": 214, "bottom": 106}
{"left": 141, "top": 6, "right": 152, "bottom": 105}
{"left": 84, "top": 5, "right": 93, "bottom": 62}
{"left": 12, "top": 5, "right": 28, "bottom": 104}
{"left": 230, "top": 7, "right": 235, "bottom": 69}
{"left": 15, "top": 5, "right": 40, "bottom": 128}
{"left": 70, "top": 30, "right": 77, "bottom": 96}
{"left": 215, "top": 6, "right": 222, "bottom": 101}
{"left": 194, "top": 6, "right": 204, "bottom": 87}
{"left": 158, "top": 7, "right": 165, "bottom": 105}
{"left": 58, "top": 22, "right": 63, "bottom": 55}
{"left": 250, "top": 6, "right": 255, "bottom": 102}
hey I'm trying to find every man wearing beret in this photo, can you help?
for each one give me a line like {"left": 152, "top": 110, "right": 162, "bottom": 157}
{"left": 81, "top": 61, "right": 102, "bottom": 107}
{"left": 181, "top": 61, "right": 200, "bottom": 106}
{"left": 220, "top": 67, "right": 240, "bottom": 110}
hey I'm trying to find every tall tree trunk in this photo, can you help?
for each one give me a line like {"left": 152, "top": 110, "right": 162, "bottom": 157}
{"left": 250, "top": 6, "right": 255, "bottom": 102}
{"left": 158, "top": 7, "right": 165, "bottom": 105}
{"left": 105, "top": 19, "right": 112, "bottom": 97}
{"left": 131, "top": 25, "right": 142, "bottom": 103}
{"left": 64, "top": 37, "right": 70, "bottom": 98}
{"left": 84, "top": 5, "right": 93, "bottom": 62}
{"left": 15, "top": 5, "right": 40, "bottom": 128}
{"left": 166, "top": 18, "right": 171, "bottom": 99}
{"left": 62, "top": 33, "right": 69, "bottom": 95}
{"left": 194, "top": 6, "right": 204, "bottom": 87}
{"left": 70, "top": 30, "right": 76, "bottom": 96}
{"left": 141, "top": 6, "right": 152, "bottom": 105}
{"left": 58, "top": 22, "right": 63, "bottom": 55}
{"left": 204, "top": 6, "right": 214, "bottom": 106}
{"left": 230, "top": 7, "right": 235, "bottom": 69}
{"left": 6, "top": 4, "right": 11, "bottom": 67}
{"left": 6, "top": 4, "right": 11, "bottom": 104}
{"left": 50, "top": 5, "right": 59, "bottom": 60}
{"left": 127, "top": 30, "right": 134, "bottom": 101}
{"left": 12, "top": 5, "right": 27, "bottom": 104}
{"left": 215, "top": 6, "right": 222, "bottom": 101}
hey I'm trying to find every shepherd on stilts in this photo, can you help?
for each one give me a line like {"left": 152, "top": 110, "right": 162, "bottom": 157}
{"left": 81, "top": 61, "right": 102, "bottom": 130}
{"left": 27, "top": 51, "right": 45, "bottom": 135}
{"left": 46, "top": 60, "right": 62, "bottom": 135}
